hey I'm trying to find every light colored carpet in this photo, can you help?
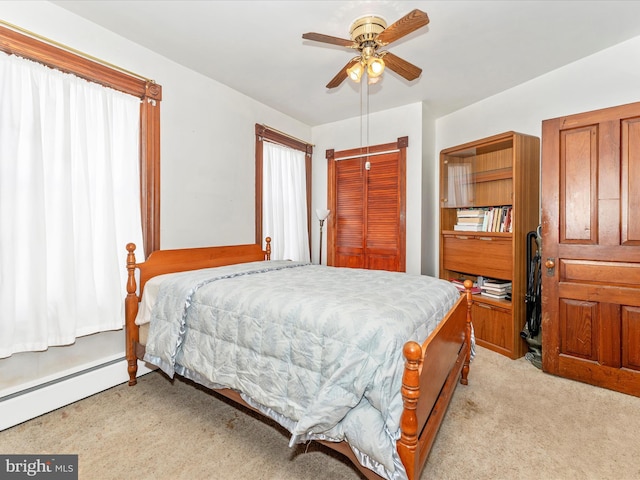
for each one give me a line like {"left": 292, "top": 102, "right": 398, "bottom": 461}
{"left": 2, "top": 346, "right": 639, "bottom": 480}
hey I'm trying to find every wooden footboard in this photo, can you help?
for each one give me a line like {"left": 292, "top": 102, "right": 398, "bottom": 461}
{"left": 398, "top": 281, "right": 473, "bottom": 480}
{"left": 124, "top": 241, "right": 472, "bottom": 480}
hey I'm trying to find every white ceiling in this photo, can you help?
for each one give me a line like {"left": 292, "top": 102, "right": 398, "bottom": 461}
{"left": 51, "top": 0, "right": 640, "bottom": 126}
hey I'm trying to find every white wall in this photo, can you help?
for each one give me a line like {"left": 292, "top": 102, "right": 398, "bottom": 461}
{"left": 426, "top": 35, "right": 640, "bottom": 270}
{"left": 158, "top": 68, "right": 311, "bottom": 249}
{"left": 0, "top": 1, "right": 311, "bottom": 429}
{"left": 420, "top": 105, "right": 438, "bottom": 276}
{"left": 311, "top": 102, "right": 424, "bottom": 274}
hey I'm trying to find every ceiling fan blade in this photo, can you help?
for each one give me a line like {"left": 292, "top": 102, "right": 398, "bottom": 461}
{"left": 382, "top": 52, "right": 422, "bottom": 81}
{"left": 326, "top": 58, "right": 359, "bottom": 89}
{"left": 376, "top": 9, "right": 429, "bottom": 46}
{"left": 302, "top": 32, "right": 356, "bottom": 48}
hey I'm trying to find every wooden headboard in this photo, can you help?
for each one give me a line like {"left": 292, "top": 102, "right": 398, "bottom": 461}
{"left": 124, "top": 237, "right": 271, "bottom": 385}
{"left": 127, "top": 237, "right": 271, "bottom": 296}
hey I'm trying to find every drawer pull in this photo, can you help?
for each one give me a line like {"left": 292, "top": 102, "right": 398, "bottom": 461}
{"left": 455, "top": 235, "right": 469, "bottom": 240}
{"left": 478, "top": 237, "right": 493, "bottom": 241}
{"left": 476, "top": 303, "right": 492, "bottom": 309}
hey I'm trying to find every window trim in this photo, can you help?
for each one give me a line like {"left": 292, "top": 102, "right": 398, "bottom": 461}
{"left": 0, "top": 24, "right": 162, "bottom": 257}
{"left": 255, "top": 124, "right": 313, "bottom": 250}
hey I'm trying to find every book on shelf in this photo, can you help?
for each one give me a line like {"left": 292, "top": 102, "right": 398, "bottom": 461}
{"left": 503, "top": 207, "right": 512, "bottom": 232}
{"left": 454, "top": 224, "right": 484, "bottom": 231}
{"left": 457, "top": 216, "right": 485, "bottom": 224}
{"left": 450, "top": 278, "right": 481, "bottom": 294}
{"left": 482, "top": 285, "right": 512, "bottom": 295}
{"left": 481, "top": 291, "right": 510, "bottom": 299}
{"left": 481, "top": 209, "right": 491, "bottom": 231}
{"left": 456, "top": 208, "right": 486, "bottom": 218}
{"left": 482, "top": 278, "right": 512, "bottom": 288}
{"left": 493, "top": 207, "right": 500, "bottom": 232}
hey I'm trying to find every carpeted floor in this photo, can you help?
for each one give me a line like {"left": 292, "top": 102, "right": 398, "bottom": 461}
{"left": 2, "top": 346, "right": 639, "bottom": 480}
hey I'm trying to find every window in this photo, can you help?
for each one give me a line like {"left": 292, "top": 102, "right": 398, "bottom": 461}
{"left": 0, "top": 24, "right": 161, "bottom": 255}
{"left": 0, "top": 24, "right": 161, "bottom": 356}
{"left": 255, "top": 124, "right": 312, "bottom": 260}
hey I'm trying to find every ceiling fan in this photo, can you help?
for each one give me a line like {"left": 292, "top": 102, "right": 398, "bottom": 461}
{"left": 302, "top": 9, "right": 429, "bottom": 89}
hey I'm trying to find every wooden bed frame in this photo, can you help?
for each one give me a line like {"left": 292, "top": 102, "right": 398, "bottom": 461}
{"left": 124, "top": 238, "right": 474, "bottom": 480}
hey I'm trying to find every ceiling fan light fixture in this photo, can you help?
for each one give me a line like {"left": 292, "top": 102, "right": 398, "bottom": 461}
{"left": 303, "top": 9, "right": 429, "bottom": 89}
{"left": 347, "top": 61, "right": 364, "bottom": 82}
{"left": 367, "top": 56, "right": 385, "bottom": 78}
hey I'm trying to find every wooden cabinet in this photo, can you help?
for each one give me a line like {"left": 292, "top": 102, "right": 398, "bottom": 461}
{"left": 541, "top": 102, "right": 640, "bottom": 396}
{"left": 439, "top": 131, "right": 540, "bottom": 359}
{"left": 471, "top": 302, "right": 513, "bottom": 357}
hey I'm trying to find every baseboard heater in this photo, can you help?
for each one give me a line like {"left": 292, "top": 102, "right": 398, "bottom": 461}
{"left": 0, "top": 357, "right": 155, "bottom": 431}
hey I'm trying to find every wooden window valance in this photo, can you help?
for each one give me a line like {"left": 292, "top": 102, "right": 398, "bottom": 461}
{"left": 0, "top": 22, "right": 162, "bottom": 256}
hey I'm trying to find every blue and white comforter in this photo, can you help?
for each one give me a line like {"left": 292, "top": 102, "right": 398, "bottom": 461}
{"left": 144, "top": 261, "right": 460, "bottom": 480}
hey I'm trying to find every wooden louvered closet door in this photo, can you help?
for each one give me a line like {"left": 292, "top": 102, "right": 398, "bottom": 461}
{"left": 327, "top": 137, "right": 407, "bottom": 272}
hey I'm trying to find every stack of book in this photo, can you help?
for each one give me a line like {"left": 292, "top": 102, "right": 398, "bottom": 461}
{"left": 454, "top": 208, "right": 486, "bottom": 231}
{"left": 480, "top": 278, "right": 512, "bottom": 300}
{"left": 454, "top": 206, "right": 513, "bottom": 232}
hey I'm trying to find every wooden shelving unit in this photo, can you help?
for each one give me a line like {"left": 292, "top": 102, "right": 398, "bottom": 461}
{"left": 439, "top": 131, "right": 540, "bottom": 359}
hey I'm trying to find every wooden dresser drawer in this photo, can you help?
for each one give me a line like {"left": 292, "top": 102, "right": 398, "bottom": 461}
{"left": 442, "top": 234, "right": 512, "bottom": 280}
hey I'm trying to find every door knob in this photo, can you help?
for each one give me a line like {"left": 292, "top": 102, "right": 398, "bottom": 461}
{"left": 545, "top": 258, "right": 555, "bottom": 276}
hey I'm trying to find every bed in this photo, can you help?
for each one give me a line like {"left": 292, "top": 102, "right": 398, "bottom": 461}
{"left": 124, "top": 238, "right": 473, "bottom": 480}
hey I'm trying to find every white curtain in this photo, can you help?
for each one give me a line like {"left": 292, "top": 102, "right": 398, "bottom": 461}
{"left": 262, "top": 141, "right": 310, "bottom": 262}
{"left": 0, "top": 52, "right": 144, "bottom": 358}
{"left": 447, "top": 162, "right": 473, "bottom": 207}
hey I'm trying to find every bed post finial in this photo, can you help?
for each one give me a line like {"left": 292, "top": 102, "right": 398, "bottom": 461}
{"left": 265, "top": 237, "right": 271, "bottom": 260}
{"left": 125, "top": 243, "right": 140, "bottom": 386}
{"left": 461, "top": 279, "right": 474, "bottom": 385}
{"left": 398, "top": 340, "right": 421, "bottom": 480}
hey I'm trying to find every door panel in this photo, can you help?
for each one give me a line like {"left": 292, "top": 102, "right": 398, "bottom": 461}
{"left": 622, "top": 118, "right": 640, "bottom": 245}
{"left": 622, "top": 307, "right": 640, "bottom": 370}
{"left": 542, "top": 102, "right": 640, "bottom": 397}
{"left": 334, "top": 158, "right": 365, "bottom": 268}
{"left": 559, "top": 299, "right": 597, "bottom": 360}
{"left": 559, "top": 126, "right": 597, "bottom": 244}
{"left": 365, "top": 152, "right": 404, "bottom": 271}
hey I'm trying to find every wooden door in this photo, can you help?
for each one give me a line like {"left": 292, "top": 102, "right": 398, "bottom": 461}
{"left": 541, "top": 102, "right": 640, "bottom": 396}
{"left": 327, "top": 137, "right": 407, "bottom": 272}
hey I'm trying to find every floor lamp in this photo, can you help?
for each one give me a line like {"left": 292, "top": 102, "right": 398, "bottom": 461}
{"left": 316, "top": 209, "right": 330, "bottom": 265}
